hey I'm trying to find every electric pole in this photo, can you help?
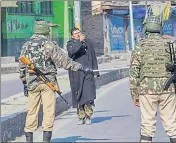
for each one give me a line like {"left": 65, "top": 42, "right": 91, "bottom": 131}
{"left": 129, "top": 1, "right": 135, "bottom": 50}
{"left": 74, "top": 1, "right": 81, "bottom": 30}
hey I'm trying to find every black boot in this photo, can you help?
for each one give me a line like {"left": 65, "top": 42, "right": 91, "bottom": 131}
{"left": 140, "top": 135, "right": 152, "bottom": 142}
{"left": 43, "top": 131, "right": 52, "bottom": 142}
{"left": 25, "top": 132, "right": 33, "bottom": 142}
{"left": 170, "top": 138, "right": 176, "bottom": 143}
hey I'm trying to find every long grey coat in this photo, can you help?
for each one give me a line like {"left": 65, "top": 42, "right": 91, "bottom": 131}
{"left": 66, "top": 38, "right": 99, "bottom": 108}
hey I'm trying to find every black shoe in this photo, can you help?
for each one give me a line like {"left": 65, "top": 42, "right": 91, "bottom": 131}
{"left": 25, "top": 132, "right": 33, "bottom": 142}
{"left": 43, "top": 131, "right": 52, "bottom": 142}
{"left": 170, "top": 138, "right": 176, "bottom": 143}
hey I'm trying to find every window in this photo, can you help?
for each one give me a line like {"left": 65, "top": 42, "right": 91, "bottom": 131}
{"left": 8, "top": 1, "right": 34, "bottom": 14}
{"left": 40, "top": 1, "right": 53, "bottom": 15}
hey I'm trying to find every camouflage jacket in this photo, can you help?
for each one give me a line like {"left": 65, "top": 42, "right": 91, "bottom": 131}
{"left": 19, "top": 34, "right": 82, "bottom": 90}
{"left": 129, "top": 33, "right": 175, "bottom": 100}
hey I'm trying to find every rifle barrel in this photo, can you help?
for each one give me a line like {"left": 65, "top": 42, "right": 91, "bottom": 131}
{"left": 93, "top": 66, "right": 129, "bottom": 72}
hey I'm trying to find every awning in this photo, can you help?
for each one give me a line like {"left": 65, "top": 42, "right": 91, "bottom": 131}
{"left": 1, "top": 1, "right": 18, "bottom": 7}
{"left": 112, "top": 9, "right": 129, "bottom": 15}
{"left": 112, "top": 6, "right": 146, "bottom": 18}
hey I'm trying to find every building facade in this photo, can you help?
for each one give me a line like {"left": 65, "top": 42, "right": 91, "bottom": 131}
{"left": 1, "top": 1, "right": 74, "bottom": 60}
{"left": 82, "top": 1, "right": 176, "bottom": 55}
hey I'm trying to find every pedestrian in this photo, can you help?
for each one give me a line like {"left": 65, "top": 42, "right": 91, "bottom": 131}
{"left": 66, "top": 27, "right": 100, "bottom": 125}
{"left": 19, "top": 20, "right": 93, "bottom": 142}
{"left": 129, "top": 15, "right": 176, "bottom": 142}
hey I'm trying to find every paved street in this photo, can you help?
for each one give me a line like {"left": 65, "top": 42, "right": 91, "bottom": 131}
{"left": 1, "top": 69, "right": 67, "bottom": 100}
{"left": 14, "top": 78, "right": 169, "bottom": 142}
{"left": 1, "top": 60, "right": 129, "bottom": 100}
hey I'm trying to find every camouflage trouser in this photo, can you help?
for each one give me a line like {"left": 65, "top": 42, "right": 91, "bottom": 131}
{"left": 77, "top": 102, "right": 93, "bottom": 119}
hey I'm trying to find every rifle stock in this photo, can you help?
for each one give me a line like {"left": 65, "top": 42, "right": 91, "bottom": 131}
{"left": 19, "top": 56, "right": 35, "bottom": 69}
{"left": 19, "top": 56, "right": 68, "bottom": 105}
{"left": 163, "top": 75, "right": 174, "bottom": 91}
{"left": 163, "top": 42, "right": 176, "bottom": 93}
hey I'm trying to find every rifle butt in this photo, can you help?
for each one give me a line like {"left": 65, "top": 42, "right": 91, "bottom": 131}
{"left": 163, "top": 75, "right": 174, "bottom": 91}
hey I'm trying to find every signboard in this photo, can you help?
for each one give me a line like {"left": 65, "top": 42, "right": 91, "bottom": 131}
{"left": 1, "top": 1, "right": 18, "bottom": 7}
{"left": 108, "top": 15, "right": 126, "bottom": 51}
{"left": 163, "top": 15, "right": 176, "bottom": 36}
{"left": 128, "top": 19, "right": 143, "bottom": 49}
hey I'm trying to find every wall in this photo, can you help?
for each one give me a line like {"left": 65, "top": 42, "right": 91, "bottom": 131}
{"left": 1, "top": 8, "right": 7, "bottom": 57}
{"left": 53, "top": 1, "right": 74, "bottom": 48}
{"left": 82, "top": 4, "right": 176, "bottom": 53}
{"left": 2, "top": 1, "right": 73, "bottom": 59}
{"left": 53, "top": 1, "right": 64, "bottom": 48}
{"left": 81, "top": 1, "right": 104, "bottom": 56}
{"left": 2, "top": 2, "right": 54, "bottom": 60}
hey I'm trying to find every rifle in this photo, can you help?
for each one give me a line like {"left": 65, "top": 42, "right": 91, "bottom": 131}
{"left": 19, "top": 56, "right": 69, "bottom": 105}
{"left": 163, "top": 42, "right": 176, "bottom": 93}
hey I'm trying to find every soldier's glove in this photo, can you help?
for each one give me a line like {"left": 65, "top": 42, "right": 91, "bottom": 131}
{"left": 23, "top": 84, "right": 28, "bottom": 97}
{"left": 79, "top": 66, "right": 93, "bottom": 74}
{"left": 133, "top": 99, "right": 140, "bottom": 107}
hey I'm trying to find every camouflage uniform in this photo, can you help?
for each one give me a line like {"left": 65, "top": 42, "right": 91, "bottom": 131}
{"left": 19, "top": 34, "right": 81, "bottom": 91}
{"left": 130, "top": 32, "right": 176, "bottom": 142}
{"left": 19, "top": 21, "right": 91, "bottom": 142}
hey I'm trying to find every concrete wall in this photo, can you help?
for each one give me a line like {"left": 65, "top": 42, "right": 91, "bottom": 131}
{"left": 81, "top": 1, "right": 104, "bottom": 56}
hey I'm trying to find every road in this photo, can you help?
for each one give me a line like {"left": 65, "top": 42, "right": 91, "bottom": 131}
{"left": 14, "top": 78, "right": 169, "bottom": 142}
{"left": 1, "top": 60, "right": 129, "bottom": 100}
{"left": 1, "top": 69, "right": 68, "bottom": 100}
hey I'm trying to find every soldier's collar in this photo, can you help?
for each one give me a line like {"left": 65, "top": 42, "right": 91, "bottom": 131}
{"left": 31, "top": 34, "right": 48, "bottom": 40}
{"left": 147, "top": 33, "right": 161, "bottom": 37}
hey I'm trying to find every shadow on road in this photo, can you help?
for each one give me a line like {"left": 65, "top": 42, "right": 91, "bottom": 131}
{"left": 57, "top": 110, "right": 112, "bottom": 120}
{"left": 51, "top": 136, "right": 110, "bottom": 142}
{"left": 92, "top": 115, "right": 131, "bottom": 124}
{"left": 66, "top": 110, "right": 111, "bottom": 115}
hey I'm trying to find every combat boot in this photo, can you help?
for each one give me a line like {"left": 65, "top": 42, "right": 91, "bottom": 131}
{"left": 140, "top": 135, "right": 152, "bottom": 142}
{"left": 43, "top": 131, "right": 52, "bottom": 142}
{"left": 170, "top": 138, "right": 176, "bottom": 143}
{"left": 25, "top": 132, "right": 33, "bottom": 142}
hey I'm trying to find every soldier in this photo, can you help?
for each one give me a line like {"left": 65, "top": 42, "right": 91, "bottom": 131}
{"left": 129, "top": 15, "right": 176, "bottom": 142}
{"left": 66, "top": 27, "right": 99, "bottom": 125}
{"left": 19, "top": 20, "right": 93, "bottom": 142}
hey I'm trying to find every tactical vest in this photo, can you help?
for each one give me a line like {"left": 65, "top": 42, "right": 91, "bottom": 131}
{"left": 140, "top": 36, "right": 170, "bottom": 80}
{"left": 25, "top": 38, "right": 56, "bottom": 73}
{"left": 25, "top": 38, "right": 46, "bottom": 69}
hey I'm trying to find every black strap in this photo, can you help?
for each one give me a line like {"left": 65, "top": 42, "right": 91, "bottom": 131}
{"left": 140, "top": 135, "right": 152, "bottom": 141}
{"left": 22, "top": 80, "right": 27, "bottom": 85}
